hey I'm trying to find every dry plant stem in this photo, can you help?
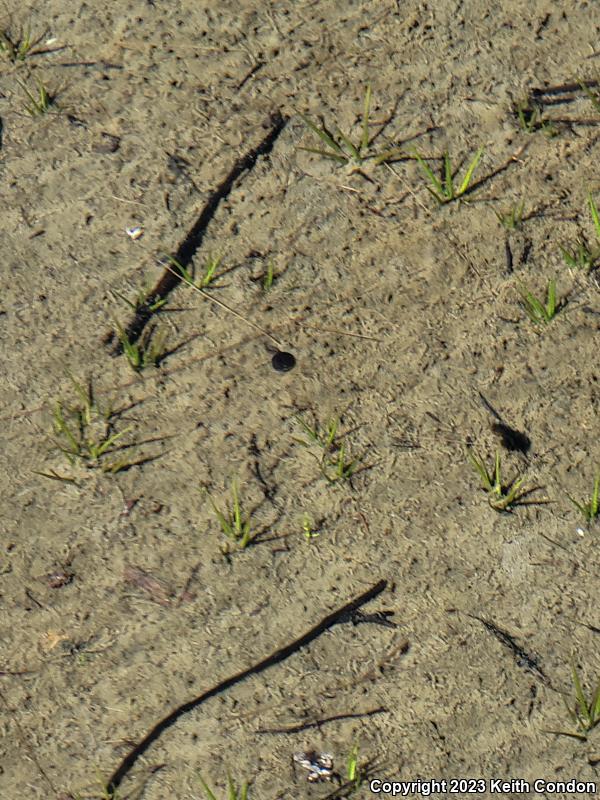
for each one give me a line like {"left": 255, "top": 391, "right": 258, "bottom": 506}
{"left": 5, "top": 315, "right": 379, "bottom": 424}
{"left": 162, "top": 261, "right": 282, "bottom": 346}
{"left": 299, "top": 323, "right": 382, "bottom": 342}
{"left": 113, "top": 110, "right": 287, "bottom": 352}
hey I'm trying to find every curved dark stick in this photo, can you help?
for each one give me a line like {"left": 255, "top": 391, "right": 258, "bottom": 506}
{"left": 112, "top": 110, "right": 288, "bottom": 353}
{"left": 105, "top": 579, "right": 387, "bottom": 795}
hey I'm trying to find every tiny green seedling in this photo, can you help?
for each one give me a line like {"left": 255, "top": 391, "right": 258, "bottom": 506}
{"left": 324, "top": 439, "right": 359, "bottom": 483}
{"left": 206, "top": 480, "right": 255, "bottom": 550}
{"left": 302, "top": 513, "right": 320, "bottom": 540}
{"left": 580, "top": 81, "right": 600, "bottom": 113}
{"left": 516, "top": 101, "right": 541, "bottom": 133}
{"left": 294, "top": 415, "right": 339, "bottom": 450}
{"left": 114, "top": 319, "right": 167, "bottom": 372}
{"left": 515, "top": 101, "right": 557, "bottom": 137}
{"left": 346, "top": 743, "right": 362, "bottom": 791}
{"left": 263, "top": 258, "right": 275, "bottom": 290}
{"left": 468, "top": 449, "right": 543, "bottom": 512}
{"left": 566, "top": 662, "right": 600, "bottom": 739}
{"left": 299, "top": 84, "right": 406, "bottom": 168}
{"left": 165, "top": 253, "right": 222, "bottom": 289}
{"left": 560, "top": 192, "right": 600, "bottom": 271}
{"left": 0, "top": 26, "right": 36, "bottom": 61}
{"left": 560, "top": 239, "right": 598, "bottom": 271}
{"left": 294, "top": 415, "right": 360, "bottom": 483}
{"left": 495, "top": 200, "right": 525, "bottom": 230}
{"left": 413, "top": 146, "right": 484, "bottom": 204}
{"left": 198, "top": 774, "right": 248, "bottom": 800}
{"left": 549, "top": 661, "right": 600, "bottom": 741}
{"left": 50, "top": 375, "right": 134, "bottom": 473}
{"left": 18, "top": 77, "right": 53, "bottom": 116}
{"left": 588, "top": 191, "right": 600, "bottom": 241}
{"left": 517, "top": 279, "right": 559, "bottom": 325}
{"left": 199, "top": 253, "right": 222, "bottom": 287}
{"left": 111, "top": 284, "right": 167, "bottom": 313}
{"left": 567, "top": 473, "right": 600, "bottom": 523}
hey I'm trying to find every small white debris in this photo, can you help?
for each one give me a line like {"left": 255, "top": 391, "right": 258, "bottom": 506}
{"left": 126, "top": 226, "right": 144, "bottom": 240}
{"left": 293, "top": 751, "right": 335, "bottom": 783}
{"left": 576, "top": 527, "right": 586, "bottom": 537}
{"left": 45, "top": 37, "right": 58, "bottom": 45}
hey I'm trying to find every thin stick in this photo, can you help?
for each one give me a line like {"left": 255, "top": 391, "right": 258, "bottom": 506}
{"left": 162, "top": 261, "right": 283, "bottom": 346}
{"left": 113, "top": 111, "right": 287, "bottom": 352}
{"left": 105, "top": 579, "right": 387, "bottom": 796}
{"left": 299, "top": 323, "right": 382, "bottom": 342}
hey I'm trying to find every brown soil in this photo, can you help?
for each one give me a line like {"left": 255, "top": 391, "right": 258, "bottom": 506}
{"left": 2, "top": 2, "right": 600, "bottom": 799}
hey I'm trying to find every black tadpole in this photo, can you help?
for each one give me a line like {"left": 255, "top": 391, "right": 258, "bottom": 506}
{"left": 271, "top": 351, "right": 296, "bottom": 372}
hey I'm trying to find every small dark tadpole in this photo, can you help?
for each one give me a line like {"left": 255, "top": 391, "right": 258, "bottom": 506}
{"left": 271, "top": 351, "right": 296, "bottom": 372}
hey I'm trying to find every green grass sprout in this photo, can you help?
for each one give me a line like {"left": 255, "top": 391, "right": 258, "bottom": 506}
{"left": 567, "top": 662, "right": 600, "bottom": 738}
{"left": 18, "top": 77, "right": 53, "bottom": 115}
{"left": 199, "top": 254, "right": 222, "bottom": 287}
{"left": 114, "top": 320, "right": 167, "bottom": 372}
{"left": 263, "top": 258, "right": 275, "bottom": 290}
{"left": 302, "top": 513, "right": 320, "bottom": 541}
{"left": 560, "top": 193, "right": 600, "bottom": 271}
{"left": 325, "top": 439, "right": 359, "bottom": 483}
{"left": 588, "top": 191, "right": 600, "bottom": 240}
{"left": 165, "top": 253, "right": 223, "bottom": 289}
{"left": 515, "top": 100, "right": 557, "bottom": 137}
{"left": 206, "top": 480, "right": 255, "bottom": 550}
{"left": 495, "top": 200, "right": 525, "bottom": 230}
{"left": 567, "top": 473, "right": 600, "bottom": 523}
{"left": 294, "top": 415, "right": 339, "bottom": 450}
{"left": 299, "top": 85, "right": 406, "bottom": 167}
{"left": 346, "top": 743, "right": 362, "bottom": 790}
{"left": 49, "top": 375, "right": 137, "bottom": 473}
{"left": 580, "top": 81, "right": 600, "bottom": 113}
{"left": 413, "top": 147, "right": 484, "bottom": 203}
{"left": 560, "top": 239, "right": 598, "bottom": 271}
{"left": 467, "top": 449, "right": 546, "bottom": 512}
{"left": 294, "top": 415, "right": 361, "bottom": 483}
{"left": 198, "top": 774, "right": 248, "bottom": 800}
{"left": 516, "top": 101, "right": 541, "bottom": 133}
{"left": 111, "top": 285, "right": 167, "bottom": 313}
{"left": 0, "top": 25, "right": 37, "bottom": 62}
{"left": 549, "top": 661, "right": 600, "bottom": 741}
{"left": 517, "top": 279, "right": 559, "bottom": 325}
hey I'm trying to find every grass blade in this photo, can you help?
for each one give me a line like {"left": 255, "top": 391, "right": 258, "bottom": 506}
{"left": 443, "top": 152, "right": 453, "bottom": 199}
{"left": 197, "top": 774, "right": 218, "bottom": 800}
{"left": 300, "top": 114, "right": 344, "bottom": 156}
{"left": 546, "top": 279, "right": 556, "bottom": 317}
{"left": 592, "top": 475, "right": 600, "bottom": 517}
{"left": 413, "top": 150, "right": 444, "bottom": 198}
{"left": 297, "top": 146, "right": 348, "bottom": 163}
{"left": 361, "top": 84, "right": 372, "bottom": 152}
{"left": 457, "top": 147, "right": 484, "bottom": 196}
{"left": 467, "top": 449, "right": 493, "bottom": 492}
{"left": 336, "top": 127, "right": 360, "bottom": 161}
{"left": 589, "top": 192, "right": 600, "bottom": 240}
{"left": 572, "top": 661, "right": 592, "bottom": 727}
